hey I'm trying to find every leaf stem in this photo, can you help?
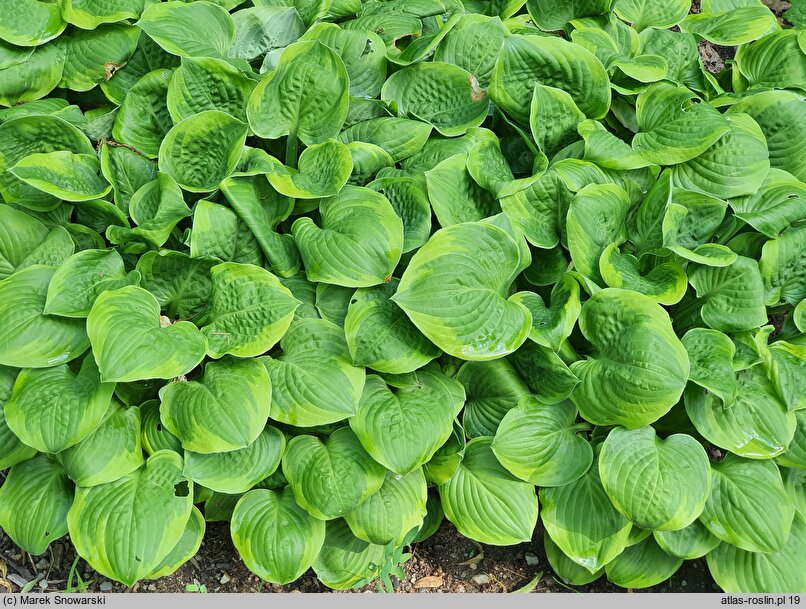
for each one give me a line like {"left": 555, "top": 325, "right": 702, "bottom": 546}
{"left": 557, "top": 340, "right": 580, "bottom": 365}
{"left": 285, "top": 133, "right": 298, "bottom": 169}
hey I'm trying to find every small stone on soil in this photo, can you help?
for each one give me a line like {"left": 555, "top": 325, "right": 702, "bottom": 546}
{"left": 99, "top": 581, "right": 113, "bottom": 591}
{"left": 525, "top": 553, "right": 539, "bottom": 566}
{"left": 471, "top": 574, "right": 490, "bottom": 585}
{"left": 220, "top": 573, "right": 232, "bottom": 584}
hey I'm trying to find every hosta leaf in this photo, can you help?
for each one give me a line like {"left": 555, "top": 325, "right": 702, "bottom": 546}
{"left": 632, "top": 83, "right": 730, "bottom": 165}
{"left": 680, "top": 4, "right": 777, "bottom": 46}
{"left": 614, "top": 0, "right": 690, "bottom": 30}
{"left": 68, "top": 450, "right": 193, "bottom": 586}
{"left": 167, "top": 57, "right": 255, "bottom": 123}
{"left": 200, "top": 262, "right": 299, "bottom": 359}
{"left": 734, "top": 30, "right": 806, "bottom": 91}
{"left": 59, "top": 402, "right": 144, "bottom": 487}
{"left": 292, "top": 185, "right": 403, "bottom": 288}
{"left": 578, "top": 119, "right": 652, "bottom": 171}
{"left": 517, "top": 276, "right": 581, "bottom": 351}
{"left": 145, "top": 507, "right": 205, "bottom": 580}
{"left": 0, "top": 367, "right": 36, "bottom": 470}
{"left": 61, "top": 0, "right": 145, "bottom": 30}
{"left": 507, "top": 341, "right": 579, "bottom": 405}
{"left": 492, "top": 397, "right": 592, "bottom": 487}
{"left": 685, "top": 368, "right": 795, "bottom": 459}
{"left": 0, "top": 43, "right": 65, "bottom": 108}
{"left": 499, "top": 170, "right": 573, "bottom": 249}
{"left": 688, "top": 256, "right": 768, "bottom": 332}
{"left": 526, "top": 0, "right": 613, "bottom": 30}
{"left": 367, "top": 174, "right": 431, "bottom": 253}
{"left": 136, "top": 251, "right": 214, "bottom": 322}
{"left": 160, "top": 358, "right": 271, "bottom": 454}
{"left": 424, "top": 153, "right": 499, "bottom": 227}
{"left": 544, "top": 533, "right": 604, "bottom": 586}
{"left": 604, "top": 536, "right": 683, "bottom": 589}
{"left": 433, "top": 14, "right": 506, "bottom": 87}
{"left": 259, "top": 318, "right": 365, "bottom": 426}
{"left": 570, "top": 289, "right": 689, "bottom": 428}
{"left": 344, "top": 279, "right": 441, "bottom": 374}
{"left": 731, "top": 169, "right": 806, "bottom": 239}
{"left": 707, "top": 512, "right": 806, "bottom": 593}
{"left": 682, "top": 328, "right": 738, "bottom": 406}
{"left": 312, "top": 519, "right": 386, "bottom": 590}
{"left": 489, "top": 34, "right": 611, "bottom": 124}
{"left": 0, "top": 205, "right": 49, "bottom": 280}
{"left": 654, "top": 520, "right": 720, "bottom": 559}
{"left": 0, "top": 454, "right": 72, "bottom": 555}
{"left": 778, "top": 411, "right": 806, "bottom": 469}
{"left": 700, "top": 455, "right": 795, "bottom": 553}
{"left": 189, "top": 200, "right": 263, "bottom": 267}
{"left": 599, "top": 426, "right": 711, "bottom": 531}
{"left": 0, "top": 266, "right": 89, "bottom": 368}
{"left": 599, "top": 245, "right": 687, "bottom": 305}
{"left": 139, "top": 399, "right": 182, "bottom": 456}
{"left": 760, "top": 224, "right": 806, "bottom": 307}
{"left": 264, "top": 140, "right": 353, "bottom": 199}
{"left": 248, "top": 40, "right": 348, "bottom": 145}
{"left": 10, "top": 151, "right": 109, "bottom": 203}
{"left": 158, "top": 111, "right": 248, "bottom": 193}
{"left": 137, "top": 1, "right": 235, "bottom": 59}
{"left": 344, "top": 468, "right": 428, "bottom": 546}
{"left": 392, "top": 221, "right": 532, "bottom": 361}
{"left": 541, "top": 456, "right": 631, "bottom": 573}
{"left": 57, "top": 25, "right": 140, "bottom": 93}
{"left": 351, "top": 370, "right": 465, "bottom": 475}
{"left": 112, "top": 69, "right": 173, "bottom": 160}
{"left": 529, "top": 84, "right": 585, "bottom": 158}
{"left": 230, "top": 7, "right": 306, "bottom": 63}
{"left": 87, "top": 285, "right": 207, "bottom": 383}
{"left": 340, "top": 117, "right": 433, "bottom": 164}
{"left": 183, "top": 426, "right": 285, "bottom": 494}
{"left": 314, "top": 283, "right": 352, "bottom": 326}
{"left": 5, "top": 356, "right": 114, "bottom": 454}
{"left": 44, "top": 249, "right": 132, "bottom": 317}
{"left": 282, "top": 427, "right": 385, "bottom": 520}
{"left": 0, "top": 0, "right": 66, "bottom": 47}
{"left": 439, "top": 436, "right": 537, "bottom": 545}
{"left": 457, "top": 359, "right": 530, "bottom": 438}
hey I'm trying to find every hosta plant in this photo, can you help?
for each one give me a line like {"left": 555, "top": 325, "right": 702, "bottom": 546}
{"left": 0, "top": 0, "right": 805, "bottom": 595}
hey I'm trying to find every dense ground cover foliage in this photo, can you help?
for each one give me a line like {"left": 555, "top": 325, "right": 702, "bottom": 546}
{"left": 0, "top": 0, "right": 804, "bottom": 595}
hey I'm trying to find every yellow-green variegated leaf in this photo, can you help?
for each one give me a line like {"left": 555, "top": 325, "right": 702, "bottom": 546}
{"left": 201, "top": 262, "right": 300, "bottom": 359}
{"left": 292, "top": 185, "right": 403, "bottom": 288}
{"left": 68, "top": 450, "right": 194, "bottom": 586}
{"left": 0, "top": 366, "right": 36, "bottom": 470}
{"left": 604, "top": 535, "right": 683, "bottom": 588}
{"left": 654, "top": 520, "right": 720, "bottom": 559}
{"left": 167, "top": 57, "right": 255, "bottom": 123}
{"left": 282, "top": 427, "right": 385, "bottom": 520}
{"left": 599, "top": 426, "right": 711, "bottom": 531}
{"left": 160, "top": 358, "right": 271, "bottom": 454}
{"left": 424, "top": 153, "right": 500, "bottom": 227}
{"left": 259, "top": 318, "right": 365, "bottom": 426}
{"left": 578, "top": 119, "right": 652, "bottom": 170}
{"left": 439, "top": 436, "right": 538, "bottom": 546}
{"left": 340, "top": 117, "right": 433, "bottom": 164}
{"left": 183, "top": 426, "right": 285, "bottom": 494}
{"left": 731, "top": 169, "right": 806, "bottom": 239}
{"left": 248, "top": 40, "right": 348, "bottom": 146}
{"left": 541, "top": 456, "right": 631, "bottom": 573}
{"left": 614, "top": 0, "right": 690, "bottom": 30}
{"left": 158, "top": 111, "right": 247, "bottom": 193}
{"left": 734, "top": 29, "right": 806, "bottom": 92}
{"left": 760, "top": 224, "right": 806, "bottom": 307}
{"left": 682, "top": 328, "right": 738, "bottom": 406}
{"left": 139, "top": 399, "right": 182, "bottom": 456}
{"left": 0, "top": 454, "right": 72, "bottom": 555}
{"left": 0, "top": 265, "right": 89, "bottom": 368}
{"left": 367, "top": 173, "right": 431, "bottom": 253}
{"left": 0, "top": 205, "right": 50, "bottom": 280}
{"left": 136, "top": 251, "right": 214, "bottom": 322}
{"left": 59, "top": 402, "right": 143, "bottom": 487}
{"left": 344, "top": 279, "right": 441, "bottom": 374}
{"left": 61, "top": 0, "right": 145, "bottom": 30}
{"left": 514, "top": 276, "right": 580, "bottom": 351}
{"left": 137, "top": 1, "right": 235, "bottom": 59}
{"left": 344, "top": 467, "right": 427, "bottom": 546}
{"left": 433, "top": 14, "right": 506, "bottom": 87}
{"left": 570, "top": 289, "right": 689, "bottom": 428}
{"left": 544, "top": 533, "right": 604, "bottom": 586}
{"left": 685, "top": 369, "right": 795, "bottom": 459}
{"left": 500, "top": 169, "right": 573, "bottom": 250}
{"left": 145, "top": 507, "right": 205, "bottom": 580}
{"left": 599, "top": 244, "right": 687, "bottom": 305}
{"left": 0, "top": 0, "right": 66, "bottom": 47}
{"left": 700, "top": 455, "right": 795, "bottom": 553}
{"left": 526, "top": 0, "right": 613, "bottom": 31}
{"left": 457, "top": 359, "right": 530, "bottom": 438}
{"left": 351, "top": 370, "right": 465, "bottom": 475}
{"left": 680, "top": 3, "right": 777, "bottom": 46}
{"left": 312, "top": 519, "right": 386, "bottom": 590}
{"left": 707, "top": 511, "right": 806, "bottom": 593}
{"left": 232, "top": 487, "right": 325, "bottom": 584}
{"left": 264, "top": 140, "right": 353, "bottom": 199}
{"left": 57, "top": 24, "right": 139, "bottom": 93}
{"left": 492, "top": 397, "right": 592, "bottom": 487}
{"left": 392, "top": 221, "right": 532, "bottom": 361}
{"left": 87, "top": 286, "right": 207, "bottom": 383}
{"left": 0, "top": 43, "right": 65, "bottom": 108}
{"left": 188, "top": 200, "right": 263, "bottom": 266}
{"left": 529, "top": 84, "right": 584, "bottom": 158}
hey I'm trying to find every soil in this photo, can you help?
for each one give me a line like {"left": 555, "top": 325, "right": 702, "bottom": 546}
{"left": 1, "top": 521, "right": 719, "bottom": 594}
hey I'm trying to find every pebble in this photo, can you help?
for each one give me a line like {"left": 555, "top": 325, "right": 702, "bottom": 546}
{"left": 147, "top": 585, "right": 157, "bottom": 592}
{"left": 525, "top": 553, "right": 539, "bottom": 566}
{"left": 38, "top": 580, "right": 48, "bottom": 590}
{"left": 100, "top": 582, "right": 113, "bottom": 592}
{"left": 471, "top": 574, "right": 490, "bottom": 585}
{"left": 220, "top": 574, "right": 232, "bottom": 585}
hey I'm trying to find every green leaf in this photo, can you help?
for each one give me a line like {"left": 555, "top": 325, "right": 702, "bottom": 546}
{"left": 0, "top": 0, "right": 66, "bottom": 46}
{"left": 137, "top": 1, "right": 235, "bottom": 59}
{"left": 570, "top": 288, "right": 689, "bottom": 428}
{"left": 351, "top": 370, "right": 465, "bottom": 475}
{"left": 731, "top": 169, "right": 806, "bottom": 238}
{"left": 439, "top": 436, "right": 537, "bottom": 545}
{"left": 139, "top": 399, "right": 182, "bottom": 456}
{"left": 260, "top": 318, "right": 365, "bottom": 426}
{"left": 145, "top": 507, "right": 205, "bottom": 580}
{"left": 762, "top": 341, "right": 806, "bottom": 415}
{"left": 632, "top": 83, "right": 730, "bottom": 165}
{"left": 344, "top": 279, "right": 441, "bottom": 374}
{"left": 688, "top": 256, "right": 768, "bottom": 332}
{"left": 282, "top": 427, "right": 386, "bottom": 520}
{"left": 541, "top": 455, "right": 631, "bottom": 573}
{"left": 0, "top": 205, "right": 49, "bottom": 280}
{"left": 685, "top": 368, "right": 795, "bottom": 459}
{"left": 544, "top": 532, "right": 604, "bottom": 586}
{"left": 111, "top": 69, "right": 174, "bottom": 160}
{"left": 183, "top": 426, "right": 285, "bottom": 494}
{"left": 680, "top": 4, "right": 777, "bottom": 45}
{"left": 529, "top": 84, "right": 585, "bottom": 158}
{"left": 614, "top": 0, "right": 690, "bottom": 30}
{"left": 492, "top": 396, "right": 592, "bottom": 487}
{"left": 200, "top": 262, "right": 299, "bottom": 359}
{"left": 599, "top": 245, "right": 687, "bottom": 305}
{"left": 604, "top": 535, "right": 683, "bottom": 588}
{"left": 264, "top": 140, "right": 353, "bottom": 199}
{"left": 526, "top": 0, "right": 613, "bottom": 30}
{"left": 500, "top": 170, "right": 573, "bottom": 249}
{"left": 136, "top": 251, "right": 214, "bottom": 323}
{"left": 682, "top": 328, "right": 738, "bottom": 406}
{"left": 61, "top": 0, "right": 145, "bottom": 30}
{"left": 0, "top": 43, "right": 65, "bottom": 108}
{"left": 599, "top": 426, "right": 711, "bottom": 531}
{"left": 0, "top": 265, "right": 89, "bottom": 368}
{"left": 434, "top": 14, "right": 506, "bottom": 87}
{"left": 0, "top": 454, "right": 72, "bottom": 555}
{"left": 0, "top": 367, "right": 36, "bottom": 470}
{"left": 707, "top": 511, "right": 806, "bottom": 593}
{"left": 734, "top": 30, "right": 806, "bottom": 92}
{"left": 367, "top": 174, "right": 431, "bottom": 253}
{"left": 59, "top": 401, "right": 144, "bottom": 487}
{"left": 312, "top": 519, "right": 386, "bottom": 590}
{"left": 508, "top": 341, "right": 580, "bottom": 404}
{"left": 5, "top": 356, "right": 114, "bottom": 454}
{"left": 517, "top": 277, "right": 581, "bottom": 351}
{"left": 424, "top": 153, "right": 500, "bottom": 227}
{"left": 393, "top": 221, "right": 532, "bottom": 360}
{"left": 457, "top": 359, "right": 531, "bottom": 438}
{"left": 578, "top": 119, "right": 653, "bottom": 170}
{"left": 87, "top": 285, "right": 207, "bottom": 383}
{"left": 701, "top": 455, "right": 795, "bottom": 553}
{"left": 344, "top": 468, "right": 427, "bottom": 546}
{"left": 160, "top": 358, "right": 271, "bottom": 454}
{"left": 653, "top": 520, "right": 720, "bottom": 559}
{"left": 248, "top": 40, "right": 349, "bottom": 146}
{"left": 292, "top": 185, "right": 403, "bottom": 288}
{"left": 760, "top": 224, "right": 806, "bottom": 307}
{"left": 230, "top": 6, "right": 306, "bottom": 62}
{"left": 167, "top": 57, "right": 255, "bottom": 123}
{"left": 68, "top": 450, "right": 193, "bottom": 586}
{"left": 57, "top": 25, "right": 140, "bottom": 93}
{"left": 188, "top": 200, "right": 263, "bottom": 267}
{"left": 158, "top": 111, "right": 248, "bottom": 193}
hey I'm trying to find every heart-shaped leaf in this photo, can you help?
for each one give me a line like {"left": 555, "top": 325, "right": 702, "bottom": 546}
{"left": 682, "top": 328, "right": 738, "bottom": 406}
{"left": 145, "top": 506, "right": 205, "bottom": 580}
{"left": 10, "top": 151, "right": 111, "bottom": 202}
{"left": 653, "top": 520, "right": 720, "bottom": 560}
{"left": 167, "top": 56, "right": 255, "bottom": 123}
{"left": 312, "top": 519, "right": 386, "bottom": 590}
{"left": 604, "top": 535, "right": 683, "bottom": 589}
{"left": 137, "top": 1, "right": 235, "bottom": 59}
{"left": 264, "top": 140, "right": 353, "bottom": 199}
{"left": 456, "top": 359, "right": 531, "bottom": 438}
